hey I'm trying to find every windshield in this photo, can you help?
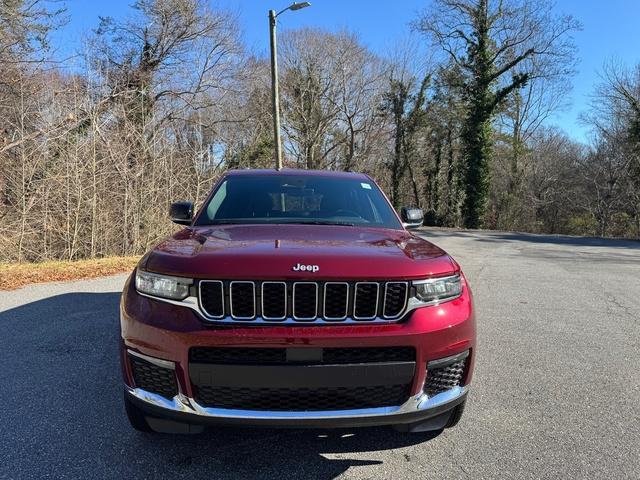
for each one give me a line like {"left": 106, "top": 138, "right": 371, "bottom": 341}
{"left": 195, "top": 174, "right": 402, "bottom": 229}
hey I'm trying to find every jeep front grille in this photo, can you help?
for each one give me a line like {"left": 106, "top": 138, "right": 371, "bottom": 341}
{"left": 199, "top": 280, "right": 408, "bottom": 324}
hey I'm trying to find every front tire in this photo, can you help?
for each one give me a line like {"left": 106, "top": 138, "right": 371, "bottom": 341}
{"left": 444, "top": 400, "right": 466, "bottom": 428}
{"left": 124, "top": 393, "right": 153, "bottom": 432}
{"left": 392, "top": 399, "right": 467, "bottom": 433}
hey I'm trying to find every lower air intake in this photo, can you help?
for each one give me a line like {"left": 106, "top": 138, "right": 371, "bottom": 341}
{"left": 189, "top": 346, "right": 416, "bottom": 365}
{"left": 194, "top": 384, "right": 411, "bottom": 411}
{"left": 130, "top": 355, "right": 177, "bottom": 399}
{"left": 424, "top": 357, "right": 467, "bottom": 397}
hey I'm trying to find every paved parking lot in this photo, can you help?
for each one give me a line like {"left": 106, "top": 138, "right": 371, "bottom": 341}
{"left": 1, "top": 229, "right": 639, "bottom": 479}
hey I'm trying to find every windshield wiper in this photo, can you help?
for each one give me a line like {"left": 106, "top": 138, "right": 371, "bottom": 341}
{"left": 283, "top": 220, "right": 356, "bottom": 226}
{"left": 208, "top": 220, "right": 247, "bottom": 224}
{"left": 204, "top": 219, "right": 358, "bottom": 226}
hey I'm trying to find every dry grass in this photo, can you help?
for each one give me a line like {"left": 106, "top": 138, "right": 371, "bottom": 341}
{"left": 0, "top": 256, "right": 140, "bottom": 290}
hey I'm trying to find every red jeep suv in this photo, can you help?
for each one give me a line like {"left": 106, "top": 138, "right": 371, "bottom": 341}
{"left": 120, "top": 169, "right": 476, "bottom": 434}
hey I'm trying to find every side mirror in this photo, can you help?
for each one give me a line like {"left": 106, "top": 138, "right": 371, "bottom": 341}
{"left": 400, "top": 207, "right": 424, "bottom": 229}
{"left": 170, "top": 201, "right": 193, "bottom": 226}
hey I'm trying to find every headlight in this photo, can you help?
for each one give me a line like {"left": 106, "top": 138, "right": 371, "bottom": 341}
{"left": 135, "top": 270, "right": 193, "bottom": 300}
{"left": 412, "top": 274, "right": 462, "bottom": 305}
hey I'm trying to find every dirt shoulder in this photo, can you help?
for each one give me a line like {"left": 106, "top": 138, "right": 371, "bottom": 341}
{"left": 0, "top": 257, "right": 140, "bottom": 290}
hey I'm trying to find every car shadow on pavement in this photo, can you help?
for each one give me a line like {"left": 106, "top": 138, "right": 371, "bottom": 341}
{"left": 0, "top": 292, "right": 440, "bottom": 479}
{"left": 119, "top": 426, "right": 440, "bottom": 479}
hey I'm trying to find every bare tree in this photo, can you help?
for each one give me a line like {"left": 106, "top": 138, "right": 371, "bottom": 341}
{"left": 526, "top": 128, "right": 583, "bottom": 234}
{"left": 93, "top": 0, "right": 242, "bottom": 126}
{"left": 0, "top": 0, "right": 65, "bottom": 63}
{"left": 279, "top": 29, "right": 386, "bottom": 171}
{"left": 583, "top": 61, "right": 640, "bottom": 237}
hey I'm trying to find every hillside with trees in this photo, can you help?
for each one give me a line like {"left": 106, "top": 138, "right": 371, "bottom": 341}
{"left": 1, "top": 0, "right": 639, "bottom": 263}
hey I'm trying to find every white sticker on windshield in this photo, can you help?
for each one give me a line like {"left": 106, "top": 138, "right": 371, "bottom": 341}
{"left": 361, "top": 182, "right": 372, "bottom": 190}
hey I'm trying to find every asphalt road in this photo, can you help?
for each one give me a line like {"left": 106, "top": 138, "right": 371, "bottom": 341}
{"left": 1, "top": 229, "right": 639, "bottom": 480}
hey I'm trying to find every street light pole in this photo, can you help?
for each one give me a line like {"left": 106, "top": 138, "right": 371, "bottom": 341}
{"left": 269, "top": 9, "right": 282, "bottom": 170}
{"left": 268, "top": 2, "right": 311, "bottom": 171}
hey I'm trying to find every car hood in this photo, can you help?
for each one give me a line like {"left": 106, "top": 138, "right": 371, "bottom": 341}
{"left": 142, "top": 224, "right": 458, "bottom": 280}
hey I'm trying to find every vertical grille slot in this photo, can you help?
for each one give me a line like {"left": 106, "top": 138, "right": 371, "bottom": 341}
{"left": 230, "top": 281, "right": 256, "bottom": 319}
{"left": 383, "top": 282, "right": 408, "bottom": 318}
{"left": 261, "top": 282, "right": 287, "bottom": 320}
{"left": 354, "top": 282, "right": 379, "bottom": 319}
{"left": 200, "top": 280, "right": 224, "bottom": 318}
{"left": 293, "top": 282, "right": 318, "bottom": 320}
{"left": 323, "top": 282, "right": 349, "bottom": 320}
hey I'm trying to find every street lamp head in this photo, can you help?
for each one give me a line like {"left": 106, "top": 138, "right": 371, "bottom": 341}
{"left": 289, "top": 2, "right": 311, "bottom": 11}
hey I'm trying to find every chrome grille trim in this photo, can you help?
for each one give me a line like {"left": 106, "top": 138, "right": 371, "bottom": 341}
{"left": 140, "top": 280, "right": 413, "bottom": 325}
{"left": 323, "top": 282, "right": 349, "bottom": 320}
{"left": 353, "top": 282, "right": 379, "bottom": 320}
{"left": 382, "top": 282, "right": 409, "bottom": 319}
{"left": 292, "top": 282, "right": 318, "bottom": 320}
{"left": 197, "top": 316, "right": 402, "bottom": 325}
{"left": 198, "top": 280, "right": 225, "bottom": 319}
{"left": 229, "top": 281, "right": 256, "bottom": 320}
{"left": 261, "top": 281, "right": 287, "bottom": 320}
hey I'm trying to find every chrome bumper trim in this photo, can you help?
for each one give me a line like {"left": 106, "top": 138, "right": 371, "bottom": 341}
{"left": 124, "top": 384, "right": 468, "bottom": 421}
{"left": 127, "top": 349, "right": 176, "bottom": 370}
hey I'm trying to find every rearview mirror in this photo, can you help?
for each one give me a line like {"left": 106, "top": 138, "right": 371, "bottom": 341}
{"left": 400, "top": 207, "right": 424, "bottom": 229}
{"left": 170, "top": 201, "right": 193, "bottom": 226}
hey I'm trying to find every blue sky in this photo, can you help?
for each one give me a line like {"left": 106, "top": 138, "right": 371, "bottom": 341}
{"left": 53, "top": 0, "right": 640, "bottom": 144}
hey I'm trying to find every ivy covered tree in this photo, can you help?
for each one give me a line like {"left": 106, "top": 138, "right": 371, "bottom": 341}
{"left": 382, "top": 74, "right": 429, "bottom": 208}
{"left": 417, "top": 0, "right": 579, "bottom": 228}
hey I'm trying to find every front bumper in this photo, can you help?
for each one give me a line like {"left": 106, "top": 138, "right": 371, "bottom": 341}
{"left": 120, "top": 272, "right": 476, "bottom": 429}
